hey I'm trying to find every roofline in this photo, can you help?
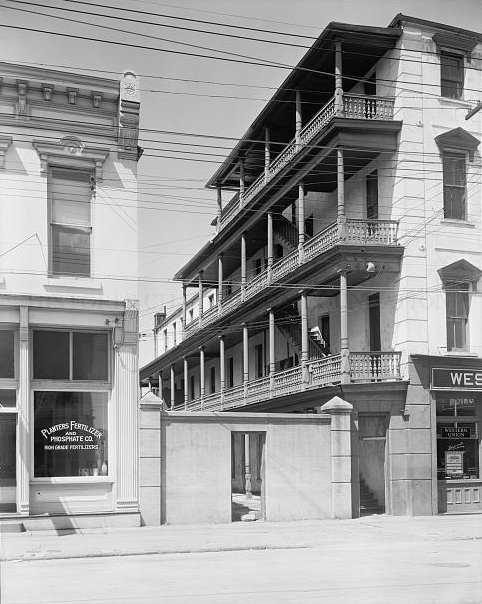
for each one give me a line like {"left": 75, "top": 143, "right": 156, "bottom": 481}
{"left": 388, "top": 14, "right": 482, "bottom": 41}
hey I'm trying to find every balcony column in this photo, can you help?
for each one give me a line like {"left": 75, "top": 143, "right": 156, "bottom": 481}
{"left": 300, "top": 291, "right": 309, "bottom": 386}
{"left": 298, "top": 181, "right": 305, "bottom": 264}
{"left": 216, "top": 187, "right": 222, "bottom": 234}
{"left": 239, "top": 159, "right": 245, "bottom": 206}
{"left": 337, "top": 147, "right": 346, "bottom": 239}
{"left": 241, "top": 232, "right": 247, "bottom": 302}
{"left": 183, "top": 356, "right": 189, "bottom": 409}
{"left": 267, "top": 211, "right": 273, "bottom": 284}
{"left": 170, "top": 365, "right": 175, "bottom": 410}
{"left": 218, "top": 253, "right": 223, "bottom": 318}
{"left": 244, "top": 433, "right": 252, "bottom": 498}
{"left": 339, "top": 269, "right": 350, "bottom": 384}
{"left": 295, "top": 90, "right": 302, "bottom": 150}
{"left": 198, "top": 271, "right": 204, "bottom": 328}
{"left": 219, "top": 335, "right": 225, "bottom": 408}
{"left": 334, "top": 40, "right": 343, "bottom": 115}
{"left": 182, "top": 284, "right": 187, "bottom": 339}
{"left": 264, "top": 127, "right": 270, "bottom": 183}
{"left": 199, "top": 346, "right": 205, "bottom": 408}
{"left": 268, "top": 308, "right": 275, "bottom": 393}
{"left": 243, "top": 323, "right": 249, "bottom": 398}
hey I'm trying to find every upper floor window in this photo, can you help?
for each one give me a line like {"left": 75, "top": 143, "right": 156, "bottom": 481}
{"left": 443, "top": 152, "right": 466, "bottom": 220}
{"left": 163, "top": 329, "right": 168, "bottom": 351}
{"left": 50, "top": 168, "right": 92, "bottom": 277}
{"left": 172, "top": 322, "right": 177, "bottom": 346}
{"left": 440, "top": 52, "right": 464, "bottom": 99}
{"left": 445, "top": 282, "right": 469, "bottom": 352}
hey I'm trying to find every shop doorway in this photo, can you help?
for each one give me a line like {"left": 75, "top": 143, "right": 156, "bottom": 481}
{"left": 0, "top": 414, "right": 17, "bottom": 513}
{"left": 231, "top": 431, "right": 265, "bottom": 522}
{"left": 358, "top": 414, "right": 388, "bottom": 515}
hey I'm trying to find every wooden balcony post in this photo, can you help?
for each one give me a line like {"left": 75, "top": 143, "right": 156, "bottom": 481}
{"left": 269, "top": 308, "right": 275, "bottom": 393}
{"left": 216, "top": 187, "right": 222, "bottom": 233}
{"left": 218, "top": 253, "right": 223, "bottom": 317}
{"left": 198, "top": 271, "right": 204, "bottom": 327}
{"left": 264, "top": 127, "right": 270, "bottom": 183}
{"left": 183, "top": 356, "right": 189, "bottom": 409}
{"left": 243, "top": 323, "right": 249, "bottom": 398}
{"left": 182, "top": 284, "right": 187, "bottom": 339}
{"left": 219, "top": 335, "right": 225, "bottom": 407}
{"left": 170, "top": 365, "right": 175, "bottom": 410}
{"left": 241, "top": 232, "right": 247, "bottom": 301}
{"left": 244, "top": 433, "right": 252, "bottom": 498}
{"left": 337, "top": 147, "right": 346, "bottom": 239}
{"left": 339, "top": 269, "right": 350, "bottom": 384}
{"left": 199, "top": 346, "right": 205, "bottom": 408}
{"left": 295, "top": 90, "right": 302, "bottom": 150}
{"left": 239, "top": 159, "right": 245, "bottom": 205}
{"left": 267, "top": 211, "right": 273, "bottom": 283}
{"left": 300, "top": 291, "right": 309, "bottom": 386}
{"left": 334, "top": 40, "right": 343, "bottom": 115}
{"left": 298, "top": 181, "right": 305, "bottom": 264}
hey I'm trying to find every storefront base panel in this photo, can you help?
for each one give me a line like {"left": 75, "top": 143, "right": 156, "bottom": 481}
{"left": 438, "top": 480, "right": 482, "bottom": 514}
{"left": 30, "top": 482, "right": 114, "bottom": 515}
{"left": 0, "top": 511, "right": 140, "bottom": 532}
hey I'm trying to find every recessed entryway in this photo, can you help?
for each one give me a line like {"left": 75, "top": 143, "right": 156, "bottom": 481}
{"left": 231, "top": 431, "right": 265, "bottom": 522}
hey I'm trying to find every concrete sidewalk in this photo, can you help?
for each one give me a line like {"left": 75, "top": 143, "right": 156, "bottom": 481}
{"left": 1, "top": 514, "right": 481, "bottom": 563}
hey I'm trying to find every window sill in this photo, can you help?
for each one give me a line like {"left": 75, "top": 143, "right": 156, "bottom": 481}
{"left": 31, "top": 477, "right": 113, "bottom": 485}
{"left": 440, "top": 219, "right": 475, "bottom": 228}
{"left": 438, "top": 97, "right": 471, "bottom": 108}
{"left": 443, "top": 351, "right": 479, "bottom": 357}
{"left": 44, "top": 277, "right": 103, "bottom": 291}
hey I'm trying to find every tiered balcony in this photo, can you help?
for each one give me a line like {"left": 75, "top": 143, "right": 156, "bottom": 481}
{"left": 219, "top": 93, "right": 395, "bottom": 231}
{"left": 182, "top": 351, "right": 401, "bottom": 412}
{"left": 184, "top": 218, "right": 399, "bottom": 339}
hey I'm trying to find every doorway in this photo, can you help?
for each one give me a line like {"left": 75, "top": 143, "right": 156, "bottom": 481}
{"left": 231, "top": 431, "right": 265, "bottom": 521}
{"left": 0, "top": 414, "right": 17, "bottom": 513}
{"left": 358, "top": 414, "right": 388, "bottom": 515}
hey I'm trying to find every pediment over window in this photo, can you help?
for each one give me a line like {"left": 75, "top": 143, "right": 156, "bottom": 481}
{"left": 433, "top": 32, "right": 478, "bottom": 57}
{"left": 435, "top": 127, "right": 480, "bottom": 160}
{"left": 32, "top": 137, "right": 109, "bottom": 180}
{"left": 438, "top": 259, "right": 482, "bottom": 283}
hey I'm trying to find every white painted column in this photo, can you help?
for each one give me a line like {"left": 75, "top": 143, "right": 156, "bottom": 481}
{"left": 241, "top": 233, "right": 247, "bottom": 302}
{"left": 243, "top": 323, "right": 249, "bottom": 398}
{"left": 219, "top": 335, "right": 225, "bottom": 407}
{"left": 183, "top": 357, "right": 189, "bottom": 409}
{"left": 198, "top": 271, "right": 204, "bottom": 327}
{"left": 339, "top": 269, "right": 350, "bottom": 384}
{"left": 264, "top": 127, "right": 270, "bottom": 182}
{"left": 115, "top": 300, "right": 139, "bottom": 512}
{"left": 268, "top": 308, "right": 275, "bottom": 393}
{"left": 216, "top": 187, "right": 222, "bottom": 233}
{"left": 17, "top": 306, "right": 29, "bottom": 515}
{"left": 182, "top": 284, "right": 187, "bottom": 339}
{"left": 199, "top": 346, "right": 205, "bottom": 408}
{"left": 267, "top": 211, "right": 273, "bottom": 283}
{"left": 295, "top": 89, "right": 302, "bottom": 150}
{"left": 170, "top": 365, "right": 175, "bottom": 410}
{"left": 244, "top": 433, "right": 252, "bottom": 498}
{"left": 334, "top": 40, "right": 343, "bottom": 115}
{"left": 337, "top": 147, "right": 346, "bottom": 239}
{"left": 298, "top": 181, "right": 305, "bottom": 264}
{"left": 218, "top": 253, "right": 223, "bottom": 317}
{"left": 300, "top": 292, "right": 309, "bottom": 386}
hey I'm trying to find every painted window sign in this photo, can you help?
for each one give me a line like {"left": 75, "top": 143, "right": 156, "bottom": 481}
{"left": 432, "top": 368, "right": 482, "bottom": 390}
{"left": 440, "top": 426, "right": 472, "bottom": 439}
{"left": 34, "top": 391, "right": 108, "bottom": 478}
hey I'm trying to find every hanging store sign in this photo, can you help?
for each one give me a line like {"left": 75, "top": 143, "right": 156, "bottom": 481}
{"left": 432, "top": 368, "right": 482, "bottom": 391}
{"left": 40, "top": 420, "right": 103, "bottom": 451}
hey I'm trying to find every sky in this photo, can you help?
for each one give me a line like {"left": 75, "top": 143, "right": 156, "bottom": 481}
{"left": 0, "top": 0, "right": 480, "bottom": 364}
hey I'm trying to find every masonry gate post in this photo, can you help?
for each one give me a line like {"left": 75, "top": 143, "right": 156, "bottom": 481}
{"left": 320, "top": 395, "right": 353, "bottom": 519}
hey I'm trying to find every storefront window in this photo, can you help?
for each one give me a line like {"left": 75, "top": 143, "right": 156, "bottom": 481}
{"left": 0, "top": 330, "right": 15, "bottom": 379}
{"left": 436, "top": 394, "right": 480, "bottom": 479}
{"left": 34, "top": 391, "right": 108, "bottom": 478}
{"left": 0, "top": 390, "right": 16, "bottom": 408}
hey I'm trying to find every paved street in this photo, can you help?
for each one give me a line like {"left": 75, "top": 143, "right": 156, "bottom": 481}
{"left": 1, "top": 515, "right": 481, "bottom": 603}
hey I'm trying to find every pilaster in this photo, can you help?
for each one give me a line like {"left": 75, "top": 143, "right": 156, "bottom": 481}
{"left": 17, "top": 306, "right": 30, "bottom": 515}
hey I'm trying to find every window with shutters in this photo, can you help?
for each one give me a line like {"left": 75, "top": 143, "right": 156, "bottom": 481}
{"left": 445, "top": 282, "right": 469, "bottom": 352}
{"left": 440, "top": 52, "right": 464, "bottom": 99}
{"left": 49, "top": 167, "right": 92, "bottom": 277}
{"left": 443, "top": 153, "right": 466, "bottom": 220}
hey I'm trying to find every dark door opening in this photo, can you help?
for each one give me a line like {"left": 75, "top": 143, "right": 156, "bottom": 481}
{"left": 0, "top": 414, "right": 17, "bottom": 513}
{"left": 358, "top": 414, "right": 387, "bottom": 515}
{"left": 231, "top": 431, "right": 265, "bottom": 521}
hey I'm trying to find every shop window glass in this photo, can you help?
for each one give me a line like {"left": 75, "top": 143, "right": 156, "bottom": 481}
{"left": 436, "top": 395, "right": 479, "bottom": 479}
{"left": 0, "top": 390, "right": 16, "bottom": 409}
{"left": 73, "top": 333, "right": 108, "bottom": 381}
{"left": 34, "top": 391, "right": 108, "bottom": 478}
{"left": 0, "top": 331, "right": 15, "bottom": 379}
{"left": 0, "top": 415, "right": 16, "bottom": 487}
{"left": 33, "top": 331, "right": 69, "bottom": 379}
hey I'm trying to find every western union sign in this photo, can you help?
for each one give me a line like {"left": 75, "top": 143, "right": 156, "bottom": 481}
{"left": 432, "top": 367, "right": 482, "bottom": 390}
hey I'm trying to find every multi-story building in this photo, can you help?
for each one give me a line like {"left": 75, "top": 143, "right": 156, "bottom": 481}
{"left": 0, "top": 63, "right": 141, "bottom": 529}
{"left": 141, "top": 15, "right": 482, "bottom": 517}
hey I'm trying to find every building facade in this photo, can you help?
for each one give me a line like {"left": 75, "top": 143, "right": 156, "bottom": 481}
{"left": 0, "top": 63, "right": 141, "bottom": 529}
{"left": 141, "top": 15, "right": 482, "bottom": 517}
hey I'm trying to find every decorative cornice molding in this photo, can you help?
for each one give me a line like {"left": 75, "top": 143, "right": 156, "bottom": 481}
{"left": 0, "top": 135, "right": 12, "bottom": 168}
{"left": 32, "top": 136, "right": 110, "bottom": 180}
{"left": 118, "top": 71, "right": 141, "bottom": 162}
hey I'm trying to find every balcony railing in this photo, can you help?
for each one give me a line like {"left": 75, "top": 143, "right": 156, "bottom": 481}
{"left": 219, "top": 92, "right": 395, "bottom": 231}
{"left": 182, "top": 218, "right": 399, "bottom": 340}
{"left": 178, "top": 351, "right": 401, "bottom": 412}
